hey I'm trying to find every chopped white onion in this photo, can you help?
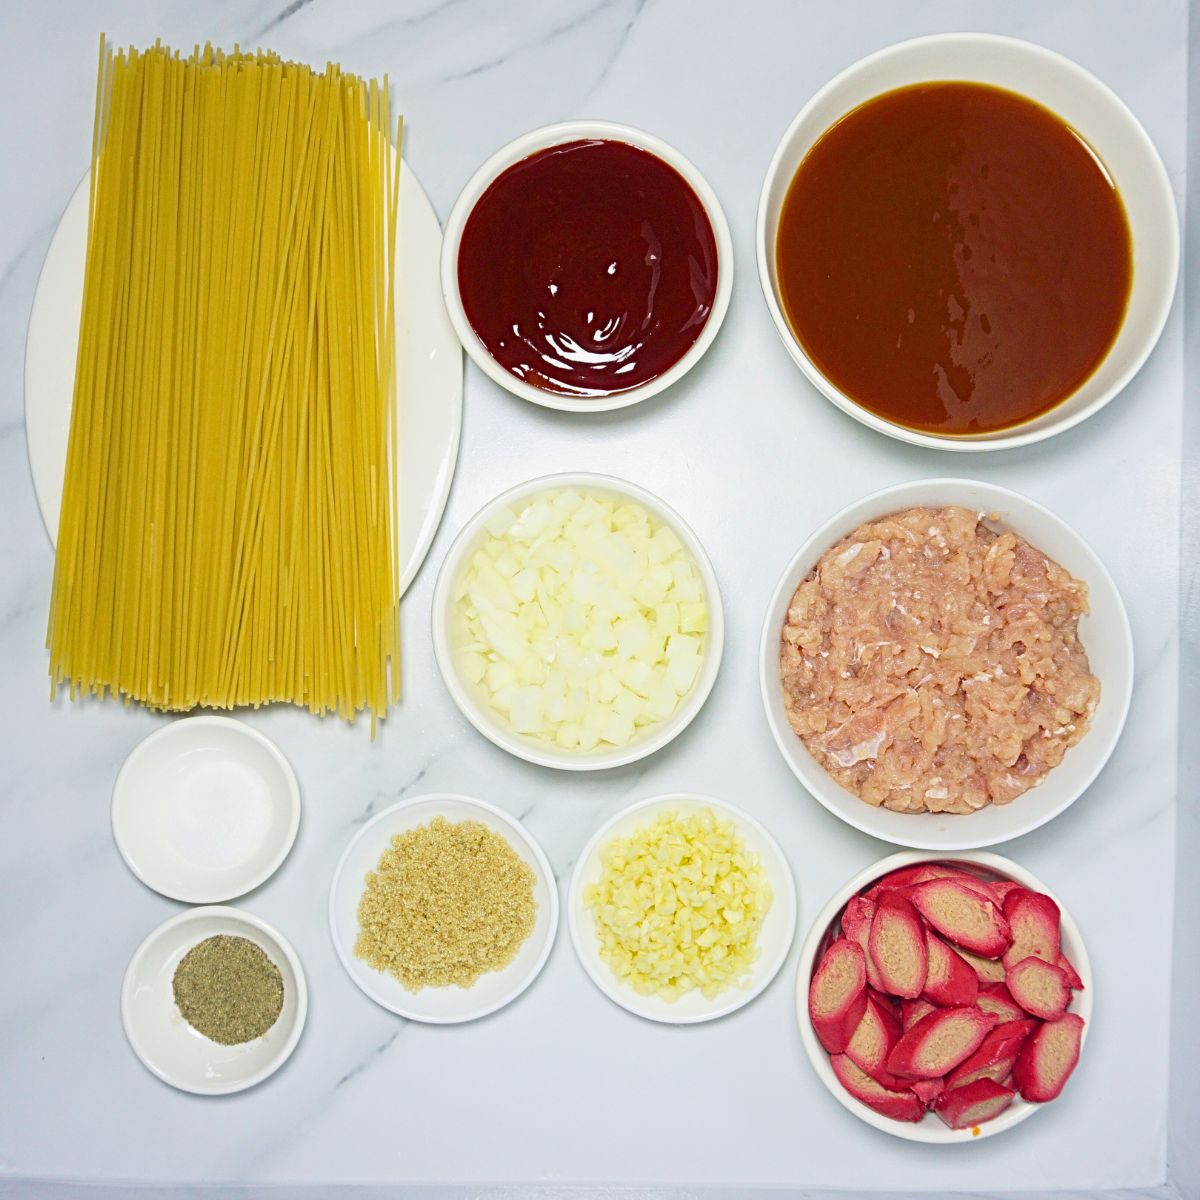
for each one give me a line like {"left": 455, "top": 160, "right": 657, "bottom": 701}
{"left": 454, "top": 490, "right": 708, "bottom": 748}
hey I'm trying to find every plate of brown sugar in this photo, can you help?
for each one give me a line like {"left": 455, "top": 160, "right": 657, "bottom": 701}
{"left": 329, "top": 794, "right": 559, "bottom": 1023}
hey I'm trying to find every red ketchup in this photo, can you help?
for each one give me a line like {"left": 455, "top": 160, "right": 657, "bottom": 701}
{"left": 457, "top": 139, "right": 718, "bottom": 398}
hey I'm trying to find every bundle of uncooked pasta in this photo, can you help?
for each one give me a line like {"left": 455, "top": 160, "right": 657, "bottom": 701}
{"left": 47, "top": 38, "right": 402, "bottom": 727}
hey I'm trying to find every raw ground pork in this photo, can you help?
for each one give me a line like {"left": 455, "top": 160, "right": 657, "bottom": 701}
{"left": 779, "top": 506, "right": 1099, "bottom": 814}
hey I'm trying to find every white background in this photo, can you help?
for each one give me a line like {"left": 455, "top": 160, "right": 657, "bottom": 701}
{"left": 0, "top": 0, "right": 1188, "bottom": 1192}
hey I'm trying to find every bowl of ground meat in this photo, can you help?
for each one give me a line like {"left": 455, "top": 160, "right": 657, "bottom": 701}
{"left": 760, "top": 480, "right": 1132, "bottom": 849}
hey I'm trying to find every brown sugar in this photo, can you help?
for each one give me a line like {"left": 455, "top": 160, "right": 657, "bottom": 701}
{"left": 354, "top": 817, "right": 536, "bottom": 992}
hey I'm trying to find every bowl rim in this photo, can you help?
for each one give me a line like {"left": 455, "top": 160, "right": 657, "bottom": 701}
{"left": 120, "top": 904, "right": 309, "bottom": 1096}
{"left": 758, "top": 477, "right": 1134, "bottom": 849}
{"left": 111, "top": 715, "right": 302, "bottom": 904}
{"left": 754, "top": 31, "right": 1181, "bottom": 452}
{"left": 567, "top": 792, "right": 798, "bottom": 1024}
{"left": 327, "top": 793, "right": 560, "bottom": 1024}
{"left": 431, "top": 470, "right": 725, "bottom": 771}
{"left": 794, "top": 849, "right": 1093, "bottom": 1142}
{"left": 440, "top": 118, "right": 734, "bottom": 413}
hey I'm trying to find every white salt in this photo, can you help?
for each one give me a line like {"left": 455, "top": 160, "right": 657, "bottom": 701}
{"left": 167, "top": 760, "right": 273, "bottom": 870}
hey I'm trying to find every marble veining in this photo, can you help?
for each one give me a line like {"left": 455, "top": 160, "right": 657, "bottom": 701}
{"left": 253, "top": 0, "right": 319, "bottom": 40}
{"left": 0, "top": 0, "right": 1187, "bottom": 1193}
{"left": 333, "top": 1026, "right": 406, "bottom": 1091}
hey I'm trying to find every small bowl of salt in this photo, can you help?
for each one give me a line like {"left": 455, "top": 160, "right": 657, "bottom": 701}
{"left": 112, "top": 715, "right": 300, "bottom": 903}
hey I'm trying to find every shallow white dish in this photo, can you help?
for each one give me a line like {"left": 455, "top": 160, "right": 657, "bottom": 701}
{"left": 121, "top": 905, "right": 307, "bottom": 1095}
{"left": 329, "top": 794, "right": 558, "bottom": 1023}
{"left": 756, "top": 33, "right": 1179, "bottom": 451}
{"left": 795, "top": 851, "right": 1093, "bottom": 1143}
{"left": 759, "top": 478, "right": 1133, "bottom": 850}
{"left": 431, "top": 472, "right": 724, "bottom": 771}
{"left": 25, "top": 158, "right": 461, "bottom": 595}
{"left": 441, "top": 120, "right": 733, "bottom": 413}
{"left": 568, "top": 793, "right": 797, "bottom": 1024}
{"left": 112, "top": 716, "right": 300, "bottom": 904}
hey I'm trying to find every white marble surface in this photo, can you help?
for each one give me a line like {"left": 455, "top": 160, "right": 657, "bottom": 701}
{"left": 0, "top": 0, "right": 1188, "bottom": 1192}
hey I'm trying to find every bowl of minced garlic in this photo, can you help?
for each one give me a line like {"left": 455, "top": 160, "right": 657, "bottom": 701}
{"left": 329, "top": 794, "right": 560, "bottom": 1023}
{"left": 569, "top": 794, "right": 797, "bottom": 1024}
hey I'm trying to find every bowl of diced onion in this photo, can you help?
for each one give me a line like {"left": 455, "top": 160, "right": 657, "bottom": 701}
{"left": 432, "top": 473, "right": 724, "bottom": 770}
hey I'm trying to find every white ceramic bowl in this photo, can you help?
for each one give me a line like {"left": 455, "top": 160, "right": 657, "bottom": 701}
{"left": 795, "top": 851, "right": 1093, "bottom": 1142}
{"left": 568, "top": 794, "right": 797, "bottom": 1024}
{"left": 441, "top": 120, "right": 733, "bottom": 413}
{"left": 756, "top": 33, "right": 1179, "bottom": 451}
{"left": 112, "top": 716, "right": 301, "bottom": 903}
{"left": 432, "top": 472, "right": 724, "bottom": 771}
{"left": 121, "top": 906, "right": 307, "bottom": 1095}
{"left": 329, "top": 794, "right": 558, "bottom": 1023}
{"left": 760, "top": 479, "right": 1133, "bottom": 850}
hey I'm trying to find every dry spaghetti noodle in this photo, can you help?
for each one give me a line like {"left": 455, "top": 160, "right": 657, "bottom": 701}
{"left": 47, "top": 38, "right": 401, "bottom": 727}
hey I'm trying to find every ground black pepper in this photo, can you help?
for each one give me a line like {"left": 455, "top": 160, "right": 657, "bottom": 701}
{"left": 172, "top": 934, "right": 284, "bottom": 1045}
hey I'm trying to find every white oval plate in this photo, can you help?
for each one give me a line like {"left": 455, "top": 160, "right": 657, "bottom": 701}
{"left": 122, "top": 905, "right": 307, "bottom": 1096}
{"left": 568, "top": 793, "right": 797, "bottom": 1024}
{"left": 112, "top": 715, "right": 300, "bottom": 904}
{"left": 25, "top": 159, "right": 461, "bottom": 596}
{"left": 795, "top": 851, "right": 1093, "bottom": 1142}
{"left": 329, "top": 794, "right": 559, "bottom": 1023}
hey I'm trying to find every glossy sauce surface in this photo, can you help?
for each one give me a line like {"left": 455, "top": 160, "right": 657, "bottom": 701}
{"left": 458, "top": 139, "right": 718, "bottom": 397}
{"left": 776, "top": 83, "right": 1133, "bottom": 435}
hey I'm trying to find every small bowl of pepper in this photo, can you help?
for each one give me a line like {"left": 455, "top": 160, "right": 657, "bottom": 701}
{"left": 442, "top": 120, "right": 733, "bottom": 412}
{"left": 121, "top": 906, "right": 307, "bottom": 1095}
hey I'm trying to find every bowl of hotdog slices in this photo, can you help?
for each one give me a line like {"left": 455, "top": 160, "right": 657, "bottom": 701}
{"left": 796, "top": 852, "right": 1091, "bottom": 1142}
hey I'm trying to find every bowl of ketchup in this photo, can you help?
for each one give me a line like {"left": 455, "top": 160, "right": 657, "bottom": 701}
{"left": 442, "top": 121, "right": 732, "bottom": 412}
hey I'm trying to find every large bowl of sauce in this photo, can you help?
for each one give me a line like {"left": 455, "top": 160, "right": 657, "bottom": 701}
{"left": 756, "top": 34, "right": 1178, "bottom": 451}
{"left": 443, "top": 121, "right": 732, "bottom": 412}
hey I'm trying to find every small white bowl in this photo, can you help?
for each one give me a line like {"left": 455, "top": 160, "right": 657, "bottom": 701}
{"left": 568, "top": 793, "right": 797, "bottom": 1024}
{"left": 432, "top": 472, "right": 724, "bottom": 771}
{"left": 795, "top": 851, "right": 1093, "bottom": 1142}
{"left": 759, "top": 478, "right": 1133, "bottom": 850}
{"left": 329, "top": 794, "right": 558, "bottom": 1023}
{"left": 112, "top": 716, "right": 301, "bottom": 903}
{"left": 441, "top": 120, "right": 733, "bottom": 413}
{"left": 756, "top": 33, "right": 1179, "bottom": 451}
{"left": 121, "top": 905, "right": 307, "bottom": 1095}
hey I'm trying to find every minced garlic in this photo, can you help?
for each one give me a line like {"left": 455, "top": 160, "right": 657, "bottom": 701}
{"left": 583, "top": 807, "right": 772, "bottom": 1001}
